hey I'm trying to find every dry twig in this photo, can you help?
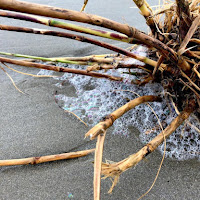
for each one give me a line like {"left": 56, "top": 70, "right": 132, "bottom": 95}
{"left": 85, "top": 95, "right": 162, "bottom": 140}
{"left": 101, "top": 103, "right": 195, "bottom": 193}
{"left": 0, "top": 149, "right": 95, "bottom": 166}
{"left": 94, "top": 130, "right": 107, "bottom": 200}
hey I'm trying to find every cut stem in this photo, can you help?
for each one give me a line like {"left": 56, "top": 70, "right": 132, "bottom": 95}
{"left": 0, "top": 149, "right": 95, "bottom": 166}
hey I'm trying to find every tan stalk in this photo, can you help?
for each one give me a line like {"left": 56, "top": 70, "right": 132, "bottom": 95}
{"left": 115, "top": 90, "right": 167, "bottom": 200}
{"left": 81, "top": 0, "right": 89, "bottom": 12}
{"left": 193, "top": 64, "right": 200, "bottom": 78}
{"left": 86, "top": 63, "right": 149, "bottom": 72}
{"left": 101, "top": 103, "right": 195, "bottom": 193}
{"left": 0, "top": 0, "right": 178, "bottom": 62}
{"left": 85, "top": 95, "right": 162, "bottom": 140}
{"left": 0, "top": 56, "right": 122, "bottom": 81}
{"left": 0, "top": 24, "right": 168, "bottom": 70}
{"left": 132, "top": 0, "right": 158, "bottom": 34}
{"left": 190, "top": 38, "right": 200, "bottom": 44}
{"left": 0, "top": 149, "right": 95, "bottom": 166}
{"left": 94, "top": 130, "right": 107, "bottom": 200}
{"left": 51, "top": 56, "right": 121, "bottom": 64}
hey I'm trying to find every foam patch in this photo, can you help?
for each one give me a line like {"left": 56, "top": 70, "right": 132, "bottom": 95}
{"left": 38, "top": 46, "right": 200, "bottom": 161}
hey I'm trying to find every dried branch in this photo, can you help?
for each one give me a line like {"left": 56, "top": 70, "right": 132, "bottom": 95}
{"left": 101, "top": 102, "right": 195, "bottom": 192}
{"left": 132, "top": 0, "right": 158, "bottom": 34}
{"left": 85, "top": 95, "right": 162, "bottom": 140}
{"left": 0, "top": 24, "right": 164, "bottom": 69}
{"left": 94, "top": 131, "right": 107, "bottom": 200}
{"left": 178, "top": 15, "right": 200, "bottom": 55}
{"left": 0, "top": 149, "right": 95, "bottom": 166}
{"left": 0, "top": 10, "right": 138, "bottom": 44}
{"left": 81, "top": 0, "right": 89, "bottom": 12}
{"left": 0, "top": 0, "right": 178, "bottom": 62}
{"left": 0, "top": 56, "right": 122, "bottom": 81}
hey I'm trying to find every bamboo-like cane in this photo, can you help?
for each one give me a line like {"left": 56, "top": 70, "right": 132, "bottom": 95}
{"left": 101, "top": 102, "right": 195, "bottom": 193}
{"left": 132, "top": 0, "right": 158, "bottom": 34}
{"left": 85, "top": 95, "right": 162, "bottom": 140}
{"left": 94, "top": 131, "right": 107, "bottom": 200}
{"left": 0, "top": 56, "right": 122, "bottom": 81}
{"left": 0, "top": 52, "right": 150, "bottom": 72}
{"left": 0, "top": 51, "right": 121, "bottom": 65}
{"left": 0, "top": 149, "right": 95, "bottom": 166}
{"left": 0, "top": 10, "right": 138, "bottom": 44}
{"left": 80, "top": 0, "right": 89, "bottom": 12}
{"left": 0, "top": 52, "right": 88, "bottom": 65}
{"left": 0, "top": 0, "right": 144, "bottom": 37}
{"left": 0, "top": 1, "right": 192, "bottom": 71}
{"left": 0, "top": 24, "right": 165, "bottom": 69}
{"left": 0, "top": 0, "right": 178, "bottom": 62}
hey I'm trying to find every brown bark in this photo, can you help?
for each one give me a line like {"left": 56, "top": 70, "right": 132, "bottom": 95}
{"left": 176, "top": 0, "right": 192, "bottom": 41}
{"left": 178, "top": 15, "right": 200, "bottom": 55}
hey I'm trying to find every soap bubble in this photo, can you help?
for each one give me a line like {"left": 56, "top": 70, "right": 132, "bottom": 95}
{"left": 38, "top": 46, "right": 200, "bottom": 161}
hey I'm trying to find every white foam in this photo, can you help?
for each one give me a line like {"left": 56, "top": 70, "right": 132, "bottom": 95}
{"left": 37, "top": 46, "right": 200, "bottom": 161}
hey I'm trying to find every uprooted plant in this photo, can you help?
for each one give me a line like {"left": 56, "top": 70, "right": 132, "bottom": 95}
{"left": 0, "top": 0, "right": 199, "bottom": 199}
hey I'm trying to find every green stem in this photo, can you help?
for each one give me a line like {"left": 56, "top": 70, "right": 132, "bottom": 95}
{"left": 0, "top": 56, "right": 122, "bottom": 81}
{"left": 0, "top": 52, "right": 88, "bottom": 65}
{"left": 0, "top": 0, "right": 177, "bottom": 60}
{"left": 0, "top": 24, "right": 161, "bottom": 69}
{"left": 0, "top": 10, "right": 140, "bottom": 44}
